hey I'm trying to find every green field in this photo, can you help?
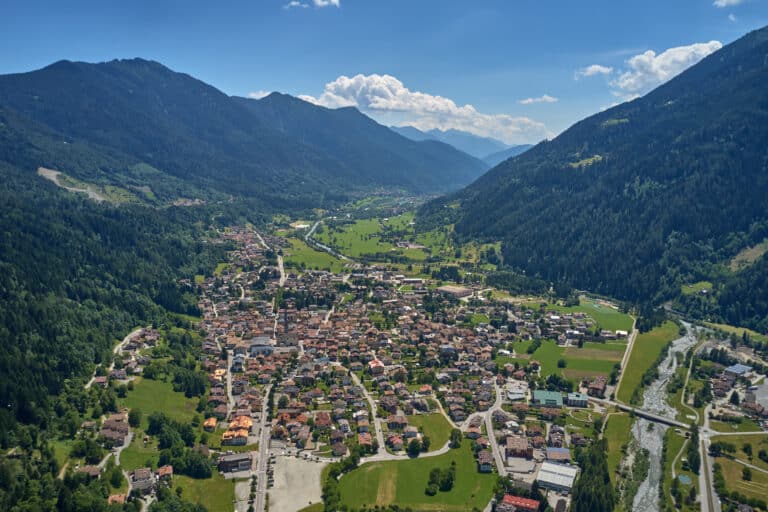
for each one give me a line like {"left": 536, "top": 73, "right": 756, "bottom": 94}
{"left": 497, "top": 338, "right": 623, "bottom": 381}
{"left": 711, "top": 433, "right": 768, "bottom": 471}
{"left": 338, "top": 443, "right": 494, "bottom": 511}
{"left": 530, "top": 298, "right": 634, "bottom": 332}
{"left": 617, "top": 321, "right": 679, "bottom": 403}
{"left": 604, "top": 413, "right": 633, "bottom": 484}
{"left": 710, "top": 419, "right": 763, "bottom": 433}
{"left": 663, "top": 430, "right": 698, "bottom": 511}
{"left": 715, "top": 457, "right": 768, "bottom": 503}
{"left": 315, "top": 218, "right": 391, "bottom": 257}
{"left": 680, "top": 281, "right": 712, "bottom": 295}
{"left": 703, "top": 322, "right": 768, "bottom": 343}
{"left": 283, "top": 237, "right": 346, "bottom": 273}
{"left": 118, "top": 377, "right": 198, "bottom": 429}
{"left": 175, "top": 472, "right": 236, "bottom": 511}
{"left": 408, "top": 414, "right": 452, "bottom": 451}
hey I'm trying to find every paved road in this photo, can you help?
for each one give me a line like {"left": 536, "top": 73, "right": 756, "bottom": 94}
{"left": 85, "top": 327, "right": 144, "bottom": 389}
{"left": 348, "top": 371, "right": 385, "bottom": 455}
{"left": 588, "top": 396, "right": 690, "bottom": 429}
{"left": 485, "top": 383, "right": 507, "bottom": 477}
{"left": 253, "top": 384, "right": 273, "bottom": 512}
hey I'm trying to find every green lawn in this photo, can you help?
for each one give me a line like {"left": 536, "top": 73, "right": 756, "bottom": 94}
{"left": 338, "top": 443, "right": 494, "bottom": 511}
{"left": 497, "top": 338, "right": 622, "bottom": 381}
{"left": 604, "top": 413, "right": 633, "bottom": 484}
{"left": 617, "top": 321, "right": 679, "bottom": 403}
{"left": 297, "top": 504, "right": 324, "bottom": 512}
{"left": 120, "top": 434, "right": 160, "bottom": 471}
{"left": 174, "top": 472, "right": 236, "bottom": 511}
{"left": 662, "top": 430, "right": 698, "bottom": 511}
{"left": 283, "top": 237, "right": 346, "bottom": 273}
{"left": 710, "top": 419, "right": 763, "bottom": 433}
{"left": 408, "top": 414, "right": 452, "bottom": 450}
{"left": 118, "top": 377, "right": 199, "bottom": 429}
{"left": 527, "top": 298, "right": 634, "bottom": 332}
{"left": 680, "top": 281, "right": 712, "bottom": 295}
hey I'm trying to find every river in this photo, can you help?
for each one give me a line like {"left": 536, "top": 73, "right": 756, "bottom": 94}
{"left": 631, "top": 324, "right": 698, "bottom": 512}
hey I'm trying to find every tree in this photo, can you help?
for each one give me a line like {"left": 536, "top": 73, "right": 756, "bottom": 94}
{"left": 421, "top": 436, "right": 431, "bottom": 452}
{"left": 128, "top": 408, "right": 142, "bottom": 428}
{"left": 742, "top": 467, "right": 752, "bottom": 481}
{"left": 557, "top": 359, "right": 567, "bottom": 368}
{"left": 407, "top": 438, "right": 421, "bottom": 457}
{"left": 449, "top": 428, "right": 462, "bottom": 449}
{"left": 730, "top": 390, "right": 740, "bottom": 406}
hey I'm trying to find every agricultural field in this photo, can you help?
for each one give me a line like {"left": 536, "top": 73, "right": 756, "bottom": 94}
{"left": 282, "top": 237, "right": 346, "bottom": 273}
{"left": 337, "top": 443, "right": 494, "bottom": 511}
{"left": 715, "top": 457, "right": 768, "bottom": 503}
{"left": 408, "top": 414, "right": 453, "bottom": 450}
{"left": 680, "top": 281, "right": 712, "bottom": 295}
{"left": 604, "top": 412, "right": 633, "bottom": 484}
{"left": 617, "top": 321, "right": 680, "bottom": 403}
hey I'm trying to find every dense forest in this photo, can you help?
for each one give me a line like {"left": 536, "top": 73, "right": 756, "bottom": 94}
{"left": 419, "top": 26, "right": 768, "bottom": 332}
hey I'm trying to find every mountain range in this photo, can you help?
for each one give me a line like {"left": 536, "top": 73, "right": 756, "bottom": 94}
{"left": 420, "top": 25, "right": 768, "bottom": 331}
{"left": 0, "top": 59, "right": 487, "bottom": 211}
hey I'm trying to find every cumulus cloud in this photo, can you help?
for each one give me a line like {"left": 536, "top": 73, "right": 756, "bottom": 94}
{"left": 248, "top": 90, "right": 271, "bottom": 99}
{"left": 576, "top": 64, "right": 614, "bottom": 78}
{"left": 713, "top": 0, "right": 742, "bottom": 7}
{"left": 610, "top": 40, "right": 722, "bottom": 99}
{"left": 313, "top": 0, "right": 340, "bottom": 6}
{"left": 519, "top": 94, "right": 558, "bottom": 105}
{"left": 300, "top": 74, "right": 551, "bottom": 144}
{"left": 283, "top": 0, "right": 309, "bottom": 8}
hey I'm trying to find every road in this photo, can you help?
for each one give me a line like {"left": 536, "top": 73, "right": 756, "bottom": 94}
{"left": 699, "top": 404, "right": 721, "bottom": 512}
{"left": 253, "top": 384, "right": 273, "bottom": 512}
{"left": 277, "top": 255, "right": 286, "bottom": 287}
{"left": 613, "top": 318, "right": 638, "bottom": 402}
{"left": 226, "top": 351, "right": 235, "bottom": 414}
{"left": 85, "top": 327, "right": 144, "bottom": 389}
{"left": 348, "top": 370, "right": 385, "bottom": 455}
{"left": 588, "top": 397, "right": 690, "bottom": 429}
{"left": 484, "top": 383, "right": 507, "bottom": 477}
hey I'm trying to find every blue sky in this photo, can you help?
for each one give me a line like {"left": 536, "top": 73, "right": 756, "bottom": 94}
{"left": 2, "top": 0, "right": 766, "bottom": 143}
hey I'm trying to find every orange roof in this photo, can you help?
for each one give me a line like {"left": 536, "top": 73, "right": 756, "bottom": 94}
{"left": 204, "top": 417, "right": 218, "bottom": 428}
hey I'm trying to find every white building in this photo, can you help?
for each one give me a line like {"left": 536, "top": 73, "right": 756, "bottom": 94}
{"left": 536, "top": 462, "right": 578, "bottom": 493}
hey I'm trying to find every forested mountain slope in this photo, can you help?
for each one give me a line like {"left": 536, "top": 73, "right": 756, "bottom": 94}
{"left": 0, "top": 58, "right": 484, "bottom": 202}
{"left": 420, "top": 26, "right": 768, "bottom": 331}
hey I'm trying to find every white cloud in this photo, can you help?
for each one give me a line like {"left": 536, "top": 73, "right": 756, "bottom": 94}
{"left": 313, "top": 0, "right": 340, "bottom": 6}
{"left": 610, "top": 40, "right": 722, "bottom": 99}
{"left": 576, "top": 64, "right": 614, "bottom": 78}
{"left": 519, "top": 94, "right": 558, "bottom": 105}
{"left": 283, "top": 0, "right": 309, "bottom": 8}
{"left": 300, "top": 74, "right": 551, "bottom": 144}
{"left": 729, "top": 13, "right": 737, "bottom": 21}
{"left": 713, "top": 0, "right": 742, "bottom": 7}
{"left": 248, "top": 90, "right": 271, "bottom": 99}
